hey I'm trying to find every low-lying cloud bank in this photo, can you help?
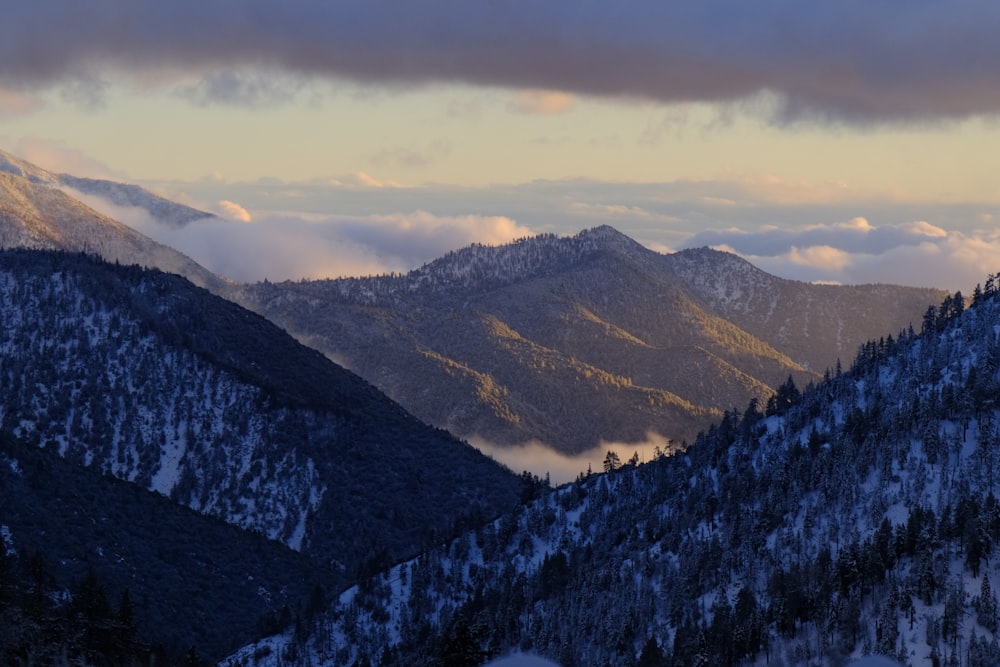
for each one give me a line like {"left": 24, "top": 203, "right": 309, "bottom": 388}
{"left": 129, "top": 206, "right": 534, "bottom": 283}
{"left": 684, "top": 217, "right": 1000, "bottom": 292}
{"left": 70, "top": 173, "right": 1000, "bottom": 293}
{"left": 473, "top": 437, "right": 672, "bottom": 487}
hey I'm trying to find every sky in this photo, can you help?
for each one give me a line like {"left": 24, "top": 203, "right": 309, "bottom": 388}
{"left": 3, "top": 2, "right": 1000, "bottom": 291}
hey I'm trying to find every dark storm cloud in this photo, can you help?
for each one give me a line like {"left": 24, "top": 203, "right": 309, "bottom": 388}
{"left": 174, "top": 70, "right": 308, "bottom": 108}
{"left": 4, "top": 1, "right": 1000, "bottom": 122}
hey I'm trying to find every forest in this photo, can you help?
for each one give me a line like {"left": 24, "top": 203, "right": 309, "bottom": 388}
{"left": 230, "top": 276, "right": 1000, "bottom": 666}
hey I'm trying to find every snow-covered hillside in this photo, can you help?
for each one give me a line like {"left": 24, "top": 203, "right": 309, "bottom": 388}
{"left": 0, "top": 148, "right": 215, "bottom": 228}
{"left": 228, "top": 279, "right": 1000, "bottom": 666}
{"left": 0, "top": 250, "right": 521, "bottom": 570}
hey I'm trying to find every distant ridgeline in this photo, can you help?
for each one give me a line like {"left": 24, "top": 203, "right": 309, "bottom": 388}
{"left": 240, "top": 226, "right": 947, "bottom": 454}
{"left": 0, "top": 249, "right": 522, "bottom": 662}
{"left": 229, "top": 280, "right": 1000, "bottom": 667}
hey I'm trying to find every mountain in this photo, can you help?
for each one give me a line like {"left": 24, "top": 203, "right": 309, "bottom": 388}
{"left": 0, "top": 168, "right": 225, "bottom": 291}
{"left": 0, "top": 148, "right": 215, "bottom": 228}
{"left": 0, "top": 431, "right": 325, "bottom": 662}
{"left": 229, "top": 279, "right": 1000, "bottom": 667}
{"left": 237, "top": 226, "right": 946, "bottom": 454}
{"left": 0, "top": 249, "right": 523, "bottom": 653}
{"left": 664, "top": 246, "right": 945, "bottom": 373}
{"left": 0, "top": 151, "right": 947, "bottom": 454}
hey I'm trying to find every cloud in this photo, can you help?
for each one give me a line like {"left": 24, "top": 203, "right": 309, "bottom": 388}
{"left": 13, "top": 137, "right": 126, "bottom": 180}
{"left": 473, "top": 436, "right": 670, "bottom": 486}
{"left": 683, "top": 217, "right": 952, "bottom": 256}
{"left": 507, "top": 89, "right": 577, "bottom": 115}
{"left": 0, "top": 87, "right": 42, "bottom": 117}
{"left": 372, "top": 140, "right": 451, "bottom": 169}
{"left": 217, "top": 200, "right": 252, "bottom": 222}
{"left": 126, "top": 208, "right": 534, "bottom": 283}
{"left": 174, "top": 68, "right": 309, "bottom": 108}
{"left": 61, "top": 188, "right": 160, "bottom": 232}
{"left": 4, "top": 2, "right": 1000, "bottom": 122}
{"left": 138, "top": 170, "right": 1000, "bottom": 291}
{"left": 351, "top": 171, "right": 402, "bottom": 188}
{"left": 693, "top": 218, "right": 1000, "bottom": 292}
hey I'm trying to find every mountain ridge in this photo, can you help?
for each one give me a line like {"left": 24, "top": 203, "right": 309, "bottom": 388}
{"left": 239, "top": 227, "right": 945, "bottom": 453}
{"left": 230, "top": 275, "right": 1000, "bottom": 667}
{"left": 0, "top": 249, "right": 521, "bottom": 565}
{"left": 0, "top": 169, "right": 225, "bottom": 291}
{"left": 0, "top": 148, "right": 215, "bottom": 227}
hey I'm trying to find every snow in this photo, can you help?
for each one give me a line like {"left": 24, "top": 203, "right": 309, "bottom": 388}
{"left": 484, "top": 654, "right": 561, "bottom": 667}
{"left": 0, "top": 524, "right": 14, "bottom": 555}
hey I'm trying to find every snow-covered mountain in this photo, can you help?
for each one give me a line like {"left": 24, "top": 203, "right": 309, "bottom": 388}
{"left": 0, "top": 148, "right": 215, "bottom": 227}
{"left": 0, "top": 249, "right": 521, "bottom": 589}
{"left": 0, "top": 167, "right": 225, "bottom": 291}
{"left": 664, "top": 246, "right": 945, "bottom": 374}
{"left": 229, "top": 276, "right": 1000, "bottom": 667}
{"left": 239, "top": 226, "right": 945, "bottom": 454}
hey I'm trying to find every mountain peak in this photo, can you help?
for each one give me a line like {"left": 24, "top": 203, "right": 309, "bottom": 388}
{"left": 576, "top": 224, "right": 629, "bottom": 242}
{"left": 575, "top": 224, "right": 651, "bottom": 254}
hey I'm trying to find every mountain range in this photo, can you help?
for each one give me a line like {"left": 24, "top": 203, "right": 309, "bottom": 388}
{"left": 0, "top": 149, "right": 973, "bottom": 665}
{"left": 0, "top": 151, "right": 947, "bottom": 455}
{"left": 232, "top": 270, "right": 1000, "bottom": 667}
{"left": 0, "top": 249, "right": 522, "bottom": 662}
{"left": 238, "top": 226, "right": 947, "bottom": 453}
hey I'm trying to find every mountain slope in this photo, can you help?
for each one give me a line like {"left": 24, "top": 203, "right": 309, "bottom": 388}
{"left": 0, "top": 148, "right": 214, "bottom": 227}
{"left": 664, "top": 246, "right": 947, "bottom": 372}
{"left": 0, "top": 249, "right": 521, "bottom": 573}
{"left": 0, "top": 432, "right": 325, "bottom": 662}
{"left": 231, "top": 280, "right": 1000, "bottom": 667}
{"left": 0, "top": 170, "right": 224, "bottom": 291}
{"left": 238, "top": 226, "right": 943, "bottom": 454}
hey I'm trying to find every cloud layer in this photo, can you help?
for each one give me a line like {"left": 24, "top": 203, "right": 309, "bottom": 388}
{"left": 106, "top": 171, "right": 994, "bottom": 292}
{"left": 685, "top": 217, "right": 1000, "bottom": 292}
{"left": 125, "top": 205, "right": 534, "bottom": 283}
{"left": 5, "top": 2, "right": 1000, "bottom": 122}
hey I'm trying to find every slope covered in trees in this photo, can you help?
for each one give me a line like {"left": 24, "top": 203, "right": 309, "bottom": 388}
{"left": 0, "top": 249, "right": 521, "bottom": 579}
{"left": 0, "top": 432, "right": 324, "bottom": 663}
{"left": 231, "top": 278, "right": 1000, "bottom": 666}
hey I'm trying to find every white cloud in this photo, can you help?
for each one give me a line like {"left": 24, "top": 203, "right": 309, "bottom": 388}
{"left": 473, "top": 435, "right": 671, "bottom": 486}
{"left": 217, "top": 200, "right": 252, "bottom": 222}
{"left": 146, "top": 170, "right": 1000, "bottom": 292}
{"left": 787, "top": 245, "right": 853, "bottom": 271}
{"left": 741, "top": 229, "right": 1000, "bottom": 292}
{"left": 685, "top": 217, "right": 959, "bottom": 258}
{"left": 127, "top": 209, "right": 535, "bottom": 283}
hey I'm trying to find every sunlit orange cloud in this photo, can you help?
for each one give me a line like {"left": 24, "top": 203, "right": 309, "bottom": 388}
{"left": 217, "top": 200, "right": 252, "bottom": 222}
{"left": 508, "top": 89, "right": 577, "bottom": 115}
{"left": 787, "top": 245, "right": 853, "bottom": 271}
{"left": 0, "top": 88, "right": 42, "bottom": 117}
